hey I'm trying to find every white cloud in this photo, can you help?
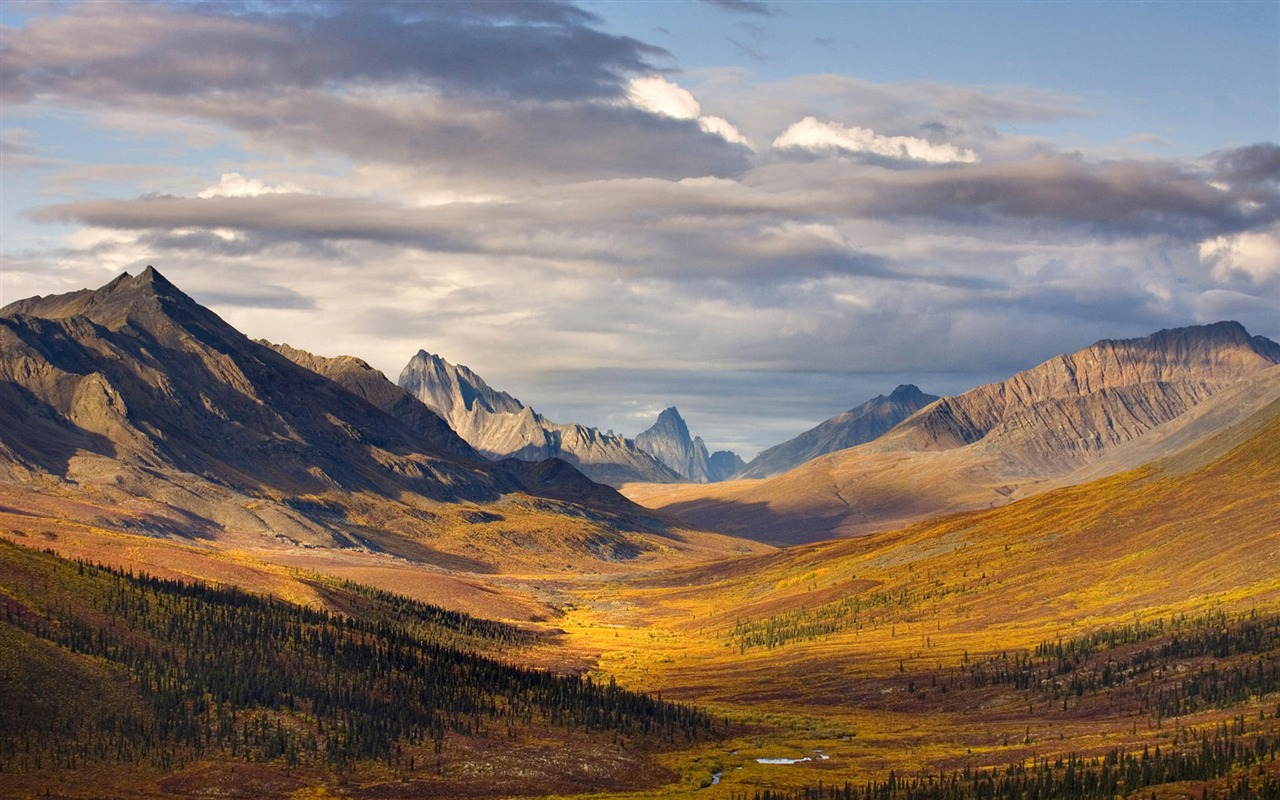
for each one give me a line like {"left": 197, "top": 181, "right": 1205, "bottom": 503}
{"left": 197, "top": 172, "right": 305, "bottom": 199}
{"left": 774, "top": 116, "right": 978, "bottom": 164}
{"left": 627, "top": 76, "right": 702, "bottom": 120}
{"left": 626, "top": 76, "right": 753, "bottom": 149}
{"left": 698, "top": 115, "right": 752, "bottom": 148}
{"left": 1200, "top": 229, "right": 1280, "bottom": 284}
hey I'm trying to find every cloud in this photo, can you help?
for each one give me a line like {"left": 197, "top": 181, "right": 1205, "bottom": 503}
{"left": 0, "top": 1, "right": 664, "bottom": 104}
{"left": 627, "top": 75, "right": 703, "bottom": 120}
{"left": 774, "top": 116, "right": 979, "bottom": 164}
{"left": 626, "top": 76, "right": 753, "bottom": 148}
{"left": 197, "top": 173, "right": 305, "bottom": 199}
{"left": 844, "top": 149, "right": 1280, "bottom": 239}
{"left": 1200, "top": 228, "right": 1280, "bottom": 284}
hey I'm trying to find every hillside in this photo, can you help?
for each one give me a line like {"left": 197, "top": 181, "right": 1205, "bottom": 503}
{"left": 625, "top": 323, "right": 1280, "bottom": 544}
{"left": 544, "top": 388, "right": 1280, "bottom": 798}
{"left": 0, "top": 541, "right": 713, "bottom": 797}
{"left": 0, "top": 269, "right": 767, "bottom": 576}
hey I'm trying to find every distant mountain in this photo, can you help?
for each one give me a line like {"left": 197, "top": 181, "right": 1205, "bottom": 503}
{"left": 880, "top": 321, "right": 1280, "bottom": 472}
{"left": 738, "top": 384, "right": 938, "bottom": 479}
{"left": 708, "top": 449, "right": 747, "bottom": 482}
{"left": 266, "top": 342, "right": 479, "bottom": 461}
{"left": 625, "top": 322, "right": 1280, "bottom": 544}
{"left": 634, "top": 406, "right": 743, "bottom": 483}
{"left": 0, "top": 268, "right": 761, "bottom": 571}
{"left": 398, "top": 350, "right": 682, "bottom": 486}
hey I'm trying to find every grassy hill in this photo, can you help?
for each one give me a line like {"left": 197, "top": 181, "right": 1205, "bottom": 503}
{"left": 544, "top": 396, "right": 1280, "bottom": 797}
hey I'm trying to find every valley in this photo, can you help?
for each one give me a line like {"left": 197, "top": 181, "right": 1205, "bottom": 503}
{"left": 1, "top": 270, "right": 1278, "bottom": 799}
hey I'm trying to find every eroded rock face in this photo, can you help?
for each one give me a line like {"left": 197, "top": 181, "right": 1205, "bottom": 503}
{"left": 879, "top": 321, "right": 1280, "bottom": 473}
{"left": 738, "top": 384, "right": 940, "bottom": 479}
{"left": 633, "top": 407, "right": 712, "bottom": 483}
{"left": 399, "top": 350, "right": 683, "bottom": 486}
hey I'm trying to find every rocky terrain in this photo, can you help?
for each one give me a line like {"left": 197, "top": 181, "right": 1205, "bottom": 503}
{"left": 634, "top": 406, "right": 744, "bottom": 483}
{"left": 399, "top": 349, "right": 687, "bottom": 485}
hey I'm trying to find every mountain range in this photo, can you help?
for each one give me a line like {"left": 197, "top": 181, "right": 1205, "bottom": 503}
{"left": 624, "top": 321, "right": 1280, "bottom": 544}
{"left": 0, "top": 268, "right": 762, "bottom": 573}
{"left": 399, "top": 350, "right": 744, "bottom": 485}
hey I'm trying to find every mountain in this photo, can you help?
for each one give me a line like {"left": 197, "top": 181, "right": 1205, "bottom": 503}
{"left": 398, "top": 350, "right": 683, "bottom": 486}
{"left": 633, "top": 406, "right": 743, "bottom": 483}
{"left": 265, "top": 342, "right": 480, "bottom": 460}
{"left": 880, "top": 320, "right": 1280, "bottom": 472}
{"left": 0, "top": 268, "right": 765, "bottom": 572}
{"left": 737, "top": 384, "right": 938, "bottom": 479}
{"left": 708, "top": 448, "right": 747, "bottom": 481}
{"left": 624, "top": 322, "right": 1280, "bottom": 544}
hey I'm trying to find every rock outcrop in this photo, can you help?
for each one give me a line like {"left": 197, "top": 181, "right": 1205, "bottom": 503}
{"left": 398, "top": 350, "right": 682, "bottom": 486}
{"left": 738, "top": 384, "right": 938, "bottom": 479}
{"left": 634, "top": 407, "right": 743, "bottom": 483}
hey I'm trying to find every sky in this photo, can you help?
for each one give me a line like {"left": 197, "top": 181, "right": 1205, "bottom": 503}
{"left": 2, "top": 0, "right": 1278, "bottom": 459}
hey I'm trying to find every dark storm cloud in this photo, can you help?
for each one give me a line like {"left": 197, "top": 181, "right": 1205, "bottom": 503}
{"left": 0, "top": 0, "right": 663, "bottom": 104}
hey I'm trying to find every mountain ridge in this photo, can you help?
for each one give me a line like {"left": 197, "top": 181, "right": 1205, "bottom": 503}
{"left": 399, "top": 350, "right": 685, "bottom": 486}
{"left": 624, "top": 321, "right": 1280, "bottom": 544}
{"left": 737, "top": 384, "right": 939, "bottom": 479}
{"left": 0, "top": 268, "right": 766, "bottom": 572}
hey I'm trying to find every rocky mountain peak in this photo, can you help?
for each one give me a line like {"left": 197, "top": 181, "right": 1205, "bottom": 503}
{"left": 888, "top": 384, "right": 927, "bottom": 402}
{"left": 397, "top": 350, "right": 682, "bottom": 485}
{"left": 650, "top": 407, "right": 692, "bottom": 440}
{"left": 635, "top": 407, "right": 741, "bottom": 483}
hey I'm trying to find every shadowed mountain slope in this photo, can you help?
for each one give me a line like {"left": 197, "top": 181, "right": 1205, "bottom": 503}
{"left": 738, "top": 384, "right": 938, "bottom": 479}
{"left": 0, "top": 269, "right": 765, "bottom": 572}
{"left": 625, "top": 322, "right": 1280, "bottom": 545}
{"left": 265, "top": 341, "right": 479, "bottom": 461}
{"left": 399, "top": 349, "right": 683, "bottom": 486}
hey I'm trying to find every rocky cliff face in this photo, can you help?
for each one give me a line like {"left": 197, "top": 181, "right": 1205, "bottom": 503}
{"left": 881, "top": 321, "right": 1280, "bottom": 474}
{"left": 633, "top": 407, "right": 744, "bottom": 483}
{"left": 738, "top": 384, "right": 939, "bottom": 479}
{"left": 398, "top": 350, "right": 682, "bottom": 486}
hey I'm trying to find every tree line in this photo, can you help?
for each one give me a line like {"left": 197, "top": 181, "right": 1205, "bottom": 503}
{"left": 0, "top": 541, "right": 713, "bottom": 777}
